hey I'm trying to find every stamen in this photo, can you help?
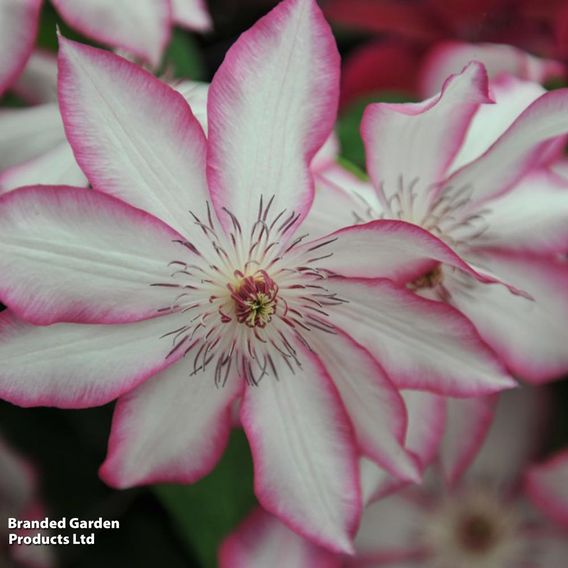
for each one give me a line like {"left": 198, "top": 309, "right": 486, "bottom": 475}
{"left": 153, "top": 196, "right": 344, "bottom": 387}
{"left": 230, "top": 271, "right": 279, "bottom": 328}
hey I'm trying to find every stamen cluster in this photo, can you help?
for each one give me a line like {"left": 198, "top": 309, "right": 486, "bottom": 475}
{"left": 422, "top": 488, "right": 523, "bottom": 568}
{"left": 152, "top": 197, "right": 346, "bottom": 386}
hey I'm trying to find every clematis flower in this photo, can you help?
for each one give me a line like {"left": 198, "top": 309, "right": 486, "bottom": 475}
{"left": 0, "top": 0, "right": 211, "bottom": 97}
{"left": 0, "top": 435, "right": 54, "bottom": 568}
{"left": 308, "top": 67, "right": 568, "bottom": 384}
{"left": 358, "top": 391, "right": 498, "bottom": 507}
{"left": 220, "top": 387, "right": 568, "bottom": 568}
{"left": 0, "top": 0, "right": 515, "bottom": 551}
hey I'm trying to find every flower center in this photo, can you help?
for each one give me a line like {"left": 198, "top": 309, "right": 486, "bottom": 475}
{"left": 408, "top": 265, "right": 444, "bottom": 291}
{"left": 457, "top": 513, "right": 498, "bottom": 554}
{"left": 422, "top": 488, "right": 524, "bottom": 568}
{"left": 361, "top": 176, "right": 491, "bottom": 252}
{"left": 230, "top": 271, "right": 278, "bottom": 328}
{"left": 154, "top": 197, "right": 345, "bottom": 386}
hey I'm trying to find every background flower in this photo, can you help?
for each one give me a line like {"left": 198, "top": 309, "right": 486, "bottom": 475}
{"left": 0, "top": 433, "right": 54, "bottom": 568}
{"left": 322, "top": 0, "right": 567, "bottom": 107}
{"left": 0, "top": 0, "right": 211, "bottom": 97}
{"left": 308, "top": 68, "right": 568, "bottom": 386}
{"left": 220, "top": 387, "right": 568, "bottom": 568}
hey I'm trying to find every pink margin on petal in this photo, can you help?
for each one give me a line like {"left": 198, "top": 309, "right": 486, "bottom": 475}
{"left": 0, "top": 185, "right": 186, "bottom": 326}
{"left": 240, "top": 346, "right": 361, "bottom": 555}
{"left": 219, "top": 508, "right": 342, "bottom": 568}
{"left": 52, "top": 0, "right": 171, "bottom": 67}
{"left": 361, "top": 62, "right": 493, "bottom": 211}
{"left": 419, "top": 41, "right": 565, "bottom": 99}
{"left": 0, "top": 0, "right": 42, "bottom": 97}
{"left": 362, "top": 391, "right": 447, "bottom": 505}
{"left": 206, "top": 0, "right": 340, "bottom": 232}
{"left": 0, "top": 310, "right": 185, "bottom": 409}
{"left": 525, "top": 449, "right": 568, "bottom": 529}
{"left": 446, "top": 88, "right": 568, "bottom": 212}
{"left": 99, "top": 377, "right": 243, "bottom": 488}
{"left": 57, "top": 36, "right": 207, "bottom": 207}
{"left": 318, "top": 219, "right": 530, "bottom": 296}
{"left": 404, "top": 391, "right": 448, "bottom": 473}
{"left": 467, "top": 251, "right": 568, "bottom": 385}
{"left": 328, "top": 327, "right": 419, "bottom": 483}
{"left": 330, "top": 277, "right": 516, "bottom": 397}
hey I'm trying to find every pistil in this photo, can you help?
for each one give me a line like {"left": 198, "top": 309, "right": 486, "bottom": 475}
{"left": 230, "top": 271, "right": 279, "bottom": 328}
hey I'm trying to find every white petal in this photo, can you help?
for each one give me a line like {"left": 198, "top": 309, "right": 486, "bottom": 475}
{"left": 449, "top": 74, "right": 546, "bottom": 173}
{"left": 474, "top": 169, "right": 568, "bottom": 253}
{"left": 207, "top": 0, "right": 339, "bottom": 232}
{"left": 327, "top": 278, "right": 514, "bottom": 396}
{"left": 0, "top": 142, "right": 87, "bottom": 192}
{"left": 402, "top": 390, "right": 447, "bottom": 470}
{"left": 12, "top": 49, "right": 58, "bottom": 104}
{"left": 354, "top": 493, "right": 426, "bottom": 560}
{"left": 445, "top": 252, "right": 568, "bottom": 383}
{"left": 439, "top": 396, "right": 495, "bottom": 486}
{"left": 526, "top": 450, "right": 568, "bottom": 529}
{"left": 362, "top": 62, "right": 490, "bottom": 219}
{"left": 310, "top": 329, "right": 419, "bottom": 482}
{"left": 174, "top": 80, "right": 209, "bottom": 134}
{"left": 303, "top": 164, "right": 380, "bottom": 239}
{"left": 420, "top": 41, "right": 561, "bottom": 98}
{"left": 52, "top": 0, "right": 171, "bottom": 67}
{"left": 446, "top": 87, "right": 568, "bottom": 212}
{"left": 58, "top": 39, "right": 209, "bottom": 238}
{"left": 241, "top": 340, "right": 360, "bottom": 554}
{"left": 0, "top": 186, "right": 185, "bottom": 325}
{"left": 0, "top": 310, "right": 189, "bottom": 408}
{"left": 0, "top": 0, "right": 41, "bottom": 95}
{"left": 100, "top": 359, "right": 242, "bottom": 487}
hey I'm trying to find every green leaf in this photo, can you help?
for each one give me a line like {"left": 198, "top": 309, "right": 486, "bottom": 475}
{"left": 337, "top": 91, "right": 416, "bottom": 170}
{"left": 0, "top": 92, "right": 25, "bottom": 107}
{"left": 160, "top": 29, "right": 206, "bottom": 80}
{"left": 155, "top": 430, "right": 256, "bottom": 568}
{"left": 544, "top": 76, "right": 568, "bottom": 91}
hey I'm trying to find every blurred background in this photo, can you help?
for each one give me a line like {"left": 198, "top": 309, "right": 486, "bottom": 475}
{"left": 1, "top": 1, "right": 567, "bottom": 566}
